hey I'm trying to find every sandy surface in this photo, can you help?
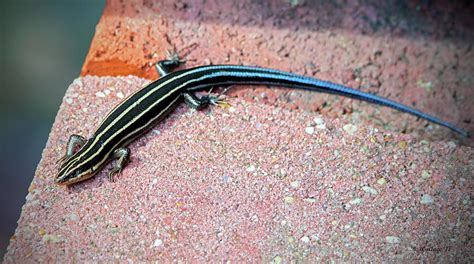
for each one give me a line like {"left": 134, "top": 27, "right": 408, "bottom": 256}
{"left": 3, "top": 75, "right": 473, "bottom": 262}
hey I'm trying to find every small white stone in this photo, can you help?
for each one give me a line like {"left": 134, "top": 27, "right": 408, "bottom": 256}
{"left": 362, "top": 186, "right": 378, "bottom": 195}
{"left": 65, "top": 98, "right": 73, "bottom": 104}
{"left": 305, "top": 126, "right": 315, "bottom": 135}
{"left": 349, "top": 198, "right": 363, "bottom": 205}
{"left": 447, "top": 141, "right": 456, "bottom": 148}
{"left": 284, "top": 196, "right": 295, "bottom": 204}
{"left": 343, "top": 124, "right": 358, "bottom": 135}
{"left": 314, "top": 117, "right": 324, "bottom": 125}
{"left": 246, "top": 165, "right": 256, "bottom": 172}
{"left": 68, "top": 213, "right": 79, "bottom": 222}
{"left": 116, "top": 91, "right": 124, "bottom": 99}
{"left": 42, "top": 234, "right": 63, "bottom": 243}
{"left": 303, "top": 198, "right": 317, "bottom": 203}
{"left": 421, "top": 194, "right": 434, "bottom": 204}
{"left": 316, "top": 124, "right": 326, "bottom": 130}
{"left": 386, "top": 236, "right": 401, "bottom": 244}
{"left": 153, "top": 239, "right": 163, "bottom": 247}
{"left": 73, "top": 78, "right": 83, "bottom": 87}
{"left": 290, "top": 180, "right": 300, "bottom": 188}
{"left": 377, "top": 178, "right": 387, "bottom": 185}
{"left": 421, "top": 170, "right": 431, "bottom": 179}
{"left": 104, "top": 89, "right": 111, "bottom": 95}
{"left": 300, "top": 236, "right": 310, "bottom": 243}
{"left": 95, "top": 91, "right": 106, "bottom": 98}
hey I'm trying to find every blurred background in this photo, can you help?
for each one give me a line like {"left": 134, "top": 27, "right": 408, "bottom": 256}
{"left": 0, "top": 0, "right": 104, "bottom": 258}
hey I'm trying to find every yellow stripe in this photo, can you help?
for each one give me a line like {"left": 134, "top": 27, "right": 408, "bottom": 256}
{"left": 90, "top": 96, "right": 182, "bottom": 172}
{"left": 68, "top": 71, "right": 216, "bottom": 172}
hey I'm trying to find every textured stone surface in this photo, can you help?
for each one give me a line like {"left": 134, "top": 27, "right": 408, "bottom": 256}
{"left": 3, "top": 76, "right": 473, "bottom": 262}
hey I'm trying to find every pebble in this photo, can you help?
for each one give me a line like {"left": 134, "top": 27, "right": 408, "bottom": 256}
{"left": 316, "top": 124, "right": 326, "bottom": 130}
{"left": 116, "top": 91, "right": 124, "bottom": 99}
{"left": 303, "top": 198, "right": 317, "bottom": 203}
{"left": 362, "top": 186, "right": 378, "bottom": 195}
{"left": 284, "top": 196, "right": 295, "bottom": 204}
{"left": 95, "top": 91, "right": 106, "bottom": 98}
{"left": 343, "top": 124, "right": 358, "bottom": 135}
{"left": 68, "top": 213, "right": 79, "bottom": 222}
{"left": 273, "top": 255, "right": 283, "bottom": 264}
{"left": 65, "top": 98, "right": 73, "bottom": 104}
{"left": 153, "top": 239, "right": 163, "bottom": 247}
{"left": 222, "top": 175, "right": 232, "bottom": 183}
{"left": 246, "top": 165, "right": 256, "bottom": 172}
{"left": 421, "top": 170, "right": 431, "bottom": 179}
{"left": 349, "top": 198, "right": 363, "bottom": 205}
{"left": 385, "top": 236, "right": 401, "bottom": 244}
{"left": 290, "top": 180, "right": 300, "bottom": 188}
{"left": 300, "top": 236, "right": 310, "bottom": 243}
{"left": 377, "top": 178, "right": 387, "bottom": 185}
{"left": 421, "top": 194, "right": 434, "bottom": 204}
{"left": 42, "top": 234, "right": 63, "bottom": 243}
{"left": 314, "top": 117, "right": 324, "bottom": 125}
{"left": 72, "top": 78, "right": 83, "bottom": 87}
{"left": 305, "top": 126, "right": 315, "bottom": 135}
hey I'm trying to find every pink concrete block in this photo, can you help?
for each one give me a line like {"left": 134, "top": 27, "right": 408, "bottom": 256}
{"left": 3, "top": 76, "right": 472, "bottom": 262}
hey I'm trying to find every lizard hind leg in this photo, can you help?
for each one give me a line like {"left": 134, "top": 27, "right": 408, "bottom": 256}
{"left": 108, "top": 147, "right": 130, "bottom": 182}
{"left": 57, "top": 134, "right": 86, "bottom": 166}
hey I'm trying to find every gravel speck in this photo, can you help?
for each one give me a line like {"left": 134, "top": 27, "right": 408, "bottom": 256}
{"left": 42, "top": 234, "right": 63, "bottom": 243}
{"left": 284, "top": 196, "right": 295, "bottom": 204}
{"left": 305, "top": 126, "right": 315, "bottom": 134}
{"left": 153, "top": 239, "right": 163, "bottom": 247}
{"left": 377, "top": 178, "right": 387, "bottom": 185}
{"left": 300, "top": 236, "right": 310, "bottom": 243}
{"left": 343, "top": 124, "right": 357, "bottom": 135}
{"left": 385, "top": 236, "right": 401, "bottom": 244}
{"left": 362, "top": 186, "right": 378, "bottom": 195}
{"left": 314, "top": 117, "right": 324, "bottom": 125}
{"left": 290, "top": 180, "right": 300, "bottom": 188}
{"left": 421, "top": 170, "right": 431, "bottom": 179}
{"left": 246, "top": 165, "right": 256, "bottom": 172}
{"left": 273, "top": 255, "right": 283, "bottom": 264}
{"left": 349, "top": 198, "right": 363, "bottom": 205}
{"left": 421, "top": 194, "right": 434, "bottom": 204}
{"left": 95, "top": 91, "right": 106, "bottom": 98}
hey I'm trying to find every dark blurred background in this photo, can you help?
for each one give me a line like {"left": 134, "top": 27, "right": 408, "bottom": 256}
{"left": 0, "top": 0, "right": 104, "bottom": 258}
